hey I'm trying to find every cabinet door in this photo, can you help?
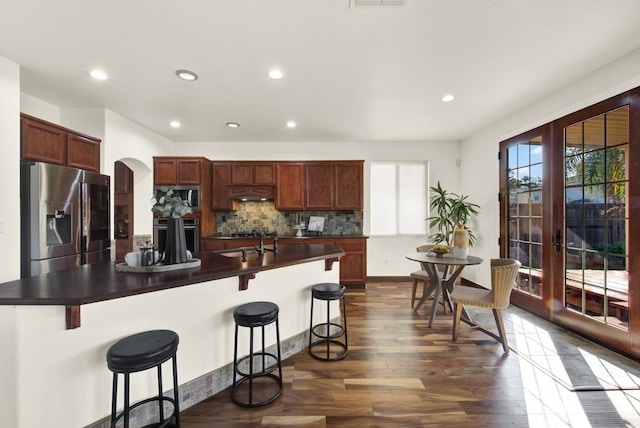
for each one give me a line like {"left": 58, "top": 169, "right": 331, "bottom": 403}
{"left": 253, "top": 162, "right": 276, "bottom": 185}
{"left": 67, "top": 133, "right": 100, "bottom": 172}
{"left": 212, "top": 163, "right": 232, "bottom": 210}
{"left": 201, "top": 239, "right": 226, "bottom": 251}
{"left": 276, "top": 238, "right": 305, "bottom": 246}
{"left": 305, "top": 162, "right": 334, "bottom": 209}
{"left": 226, "top": 238, "right": 265, "bottom": 248}
{"left": 276, "top": 163, "right": 305, "bottom": 210}
{"left": 154, "top": 158, "right": 178, "bottom": 185}
{"left": 21, "top": 116, "right": 66, "bottom": 165}
{"left": 336, "top": 239, "right": 367, "bottom": 286}
{"left": 114, "top": 161, "right": 132, "bottom": 194}
{"left": 177, "top": 159, "right": 201, "bottom": 184}
{"left": 335, "top": 162, "right": 363, "bottom": 210}
{"left": 230, "top": 163, "right": 252, "bottom": 185}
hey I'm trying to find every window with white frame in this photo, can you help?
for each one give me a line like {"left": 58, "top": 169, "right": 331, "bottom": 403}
{"left": 370, "top": 161, "right": 428, "bottom": 236}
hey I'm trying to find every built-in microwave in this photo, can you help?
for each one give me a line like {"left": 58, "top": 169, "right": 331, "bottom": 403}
{"left": 154, "top": 185, "right": 200, "bottom": 210}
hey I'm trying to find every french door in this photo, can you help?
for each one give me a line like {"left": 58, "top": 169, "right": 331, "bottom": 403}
{"left": 500, "top": 88, "right": 640, "bottom": 357}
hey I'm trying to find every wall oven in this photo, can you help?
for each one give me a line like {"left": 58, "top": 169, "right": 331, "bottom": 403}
{"left": 153, "top": 217, "right": 200, "bottom": 254}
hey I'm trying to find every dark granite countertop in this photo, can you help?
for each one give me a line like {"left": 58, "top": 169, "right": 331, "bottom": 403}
{"left": 0, "top": 244, "right": 345, "bottom": 308}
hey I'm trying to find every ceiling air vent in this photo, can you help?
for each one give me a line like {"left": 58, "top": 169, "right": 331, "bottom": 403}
{"left": 350, "top": 0, "right": 407, "bottom": 6}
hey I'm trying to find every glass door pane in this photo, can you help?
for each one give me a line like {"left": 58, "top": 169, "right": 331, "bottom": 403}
{"left": 506, "top": 136, "right": 543, "bottom": 297}
{"left": 563, "top": 106, "right": 629, "bottom": 330}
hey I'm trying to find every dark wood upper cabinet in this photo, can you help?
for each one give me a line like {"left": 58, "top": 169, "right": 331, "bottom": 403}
{"left": 335, "top": 161, "right": 363, "bottom": 210}
{"left": 21, "top": 113, "right": 101, "bottom": 172}
{"left": 211, "top": 160, "right": 363, "bottom": 212}
{"left": 114, "top": 160, "right": 133, "bottom": 194}
{"left": 153, "top": 158, "right": 178, "bottom": 185}
{"left": 253, "top": 162, "right": 276, "bottom": 185}
{"left": 67, "top": 133, "right": 100, "bottom": 172}
{"left": 276, "top": 162, "right": 305, "bottom": 210}
{"left": 305, "top": 162, "right": 334, "bottom": 209}
{"left": 212, "top": 162, "right": 232, "bottom": 210}
{"left": 177, "top": 159, "right": 201, "bottom": 185}
{"left": 153, "top": 157, "right": 202, "bottom": 185}
{"left": 230, "top": 163, "right": 252, "bottom": 185}
{"left": 230, "top": 162, "right": 276, "bottom": 185}
{"left": 21, "top": 116, "right": 66, "bottom": 165}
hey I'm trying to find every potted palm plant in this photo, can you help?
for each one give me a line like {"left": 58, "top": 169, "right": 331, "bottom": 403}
{"left": 152, "top": 186, "right": 193, "bottom": 264}
{"left": 427, "top": 181, "right": 480, "bottom": 258}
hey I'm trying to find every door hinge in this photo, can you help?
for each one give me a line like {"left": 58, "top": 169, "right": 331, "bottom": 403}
{"left": 498, "top": 192, "right": 501, "bottom": 202}
{"left": 498, "top": 151, "right": 501, "bottom": 160}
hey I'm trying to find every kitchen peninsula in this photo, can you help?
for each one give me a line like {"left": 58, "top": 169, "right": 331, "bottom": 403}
{"left": 203, "top": 234, "right": 367, "bottom": 287}
{"left": 0, "top": 244, "right": 344, "bottom": 428}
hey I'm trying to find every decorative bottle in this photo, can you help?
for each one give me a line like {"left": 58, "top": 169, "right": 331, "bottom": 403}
{"left": 453, "top": 223, "right": 469, "bottom": 259}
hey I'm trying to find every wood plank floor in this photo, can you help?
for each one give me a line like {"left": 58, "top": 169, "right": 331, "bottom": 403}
{"left": 179, "top": 282, "right": 640, "bottom": 427}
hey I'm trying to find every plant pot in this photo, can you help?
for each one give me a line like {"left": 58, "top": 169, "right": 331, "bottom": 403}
{"left": 453, "top": 224, "right": 469, "bottom": 259}
{"left": 164, "top": 217, "right": 188, "bottom": 264}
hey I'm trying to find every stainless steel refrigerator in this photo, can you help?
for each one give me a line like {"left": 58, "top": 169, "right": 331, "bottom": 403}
{"left": 20, "top": 162, "right": 111, "bottom": 277}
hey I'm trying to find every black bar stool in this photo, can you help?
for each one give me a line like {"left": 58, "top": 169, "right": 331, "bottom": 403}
{"left": 309, "top": 282, "right": 348, "bottom": 361}
{"left": 232, "top": 301, "right": 283, "bottom": 407}
{"left": 106, "top": 329, "right": 180, "bottom": 428}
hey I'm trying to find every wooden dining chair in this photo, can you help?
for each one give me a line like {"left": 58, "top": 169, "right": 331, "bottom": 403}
{"left": 450, "top": 258, "right": 520, "bottom": 353}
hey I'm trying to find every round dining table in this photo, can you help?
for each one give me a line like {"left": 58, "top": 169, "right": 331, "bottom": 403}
{"left": 405, "top": 251, "right": 483, "bottom": 327}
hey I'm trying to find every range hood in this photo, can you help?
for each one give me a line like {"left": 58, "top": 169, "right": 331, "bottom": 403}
{"left": 228, "top": 185, "right": 275, "bottom": 201}
{"left": 234, "top": 194, "right": 271, "bottom": 201}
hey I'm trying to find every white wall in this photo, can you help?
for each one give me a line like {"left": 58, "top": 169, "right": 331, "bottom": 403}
{"left": 0, "top": 55, "right": 20, "bottom": 428}
{"left": 20, "top": 92, "right": 60, "bottom": 123}
{"left": 460, "top": 47, "right": 640, "bottom": 287}
{"left": 103, "top": 110, "right": 176, "bottom": 236}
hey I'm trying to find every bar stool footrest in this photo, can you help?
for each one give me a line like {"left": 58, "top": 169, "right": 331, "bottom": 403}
{"left": 311, "top": 322, "right": 346, "bottom": 340}
{"left": 235, "top": 352, "right": 280, "bottom": 377}
{"left": 231, "top": 373, "right": 283, "bottom": 407}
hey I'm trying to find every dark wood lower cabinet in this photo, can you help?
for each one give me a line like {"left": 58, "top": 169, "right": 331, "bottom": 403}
{"left": 202, "top": 237, "right": 367, "bottom": 287}
{"left": 334, "top": 238, "right": 367, "bottom": 287}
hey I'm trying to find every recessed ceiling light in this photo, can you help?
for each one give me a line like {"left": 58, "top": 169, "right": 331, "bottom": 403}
{"left": 226, "top": 122, "right": 240, "bottom": 128}
{"left": 169, "top": 120, "right": 181, "bottom": 128}
{"left": 286, "top": 121, "right": 297, "bottom": 128}
{"left": 89, "top": 69, "right": 108, "bottom": 80}
{"left": 441, "top": 94, "right": 455, "bottom": 103}
{"left": 268, "top": 69, "right": 284, "bottom": 80}
{"left": 176, "top": 69, "right": 198, "bottom": 81}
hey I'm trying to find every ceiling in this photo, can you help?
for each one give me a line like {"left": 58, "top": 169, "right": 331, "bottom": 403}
{"left": 2, "top": 0, "right": 640, "bottom": 144}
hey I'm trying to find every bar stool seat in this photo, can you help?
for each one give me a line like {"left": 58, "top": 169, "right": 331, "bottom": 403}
{"left": 232, "top": 301, "right": 283, "bottom": 407}
{"left": 309, "top": 282, "right": 348, "bottom": 361}
{"left": 107, "top": 329, "right": 180, "bottom": 428}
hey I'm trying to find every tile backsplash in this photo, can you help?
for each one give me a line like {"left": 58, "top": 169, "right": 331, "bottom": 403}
{"left": 215, "top": 201, "right": 363, "bottom": 236}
